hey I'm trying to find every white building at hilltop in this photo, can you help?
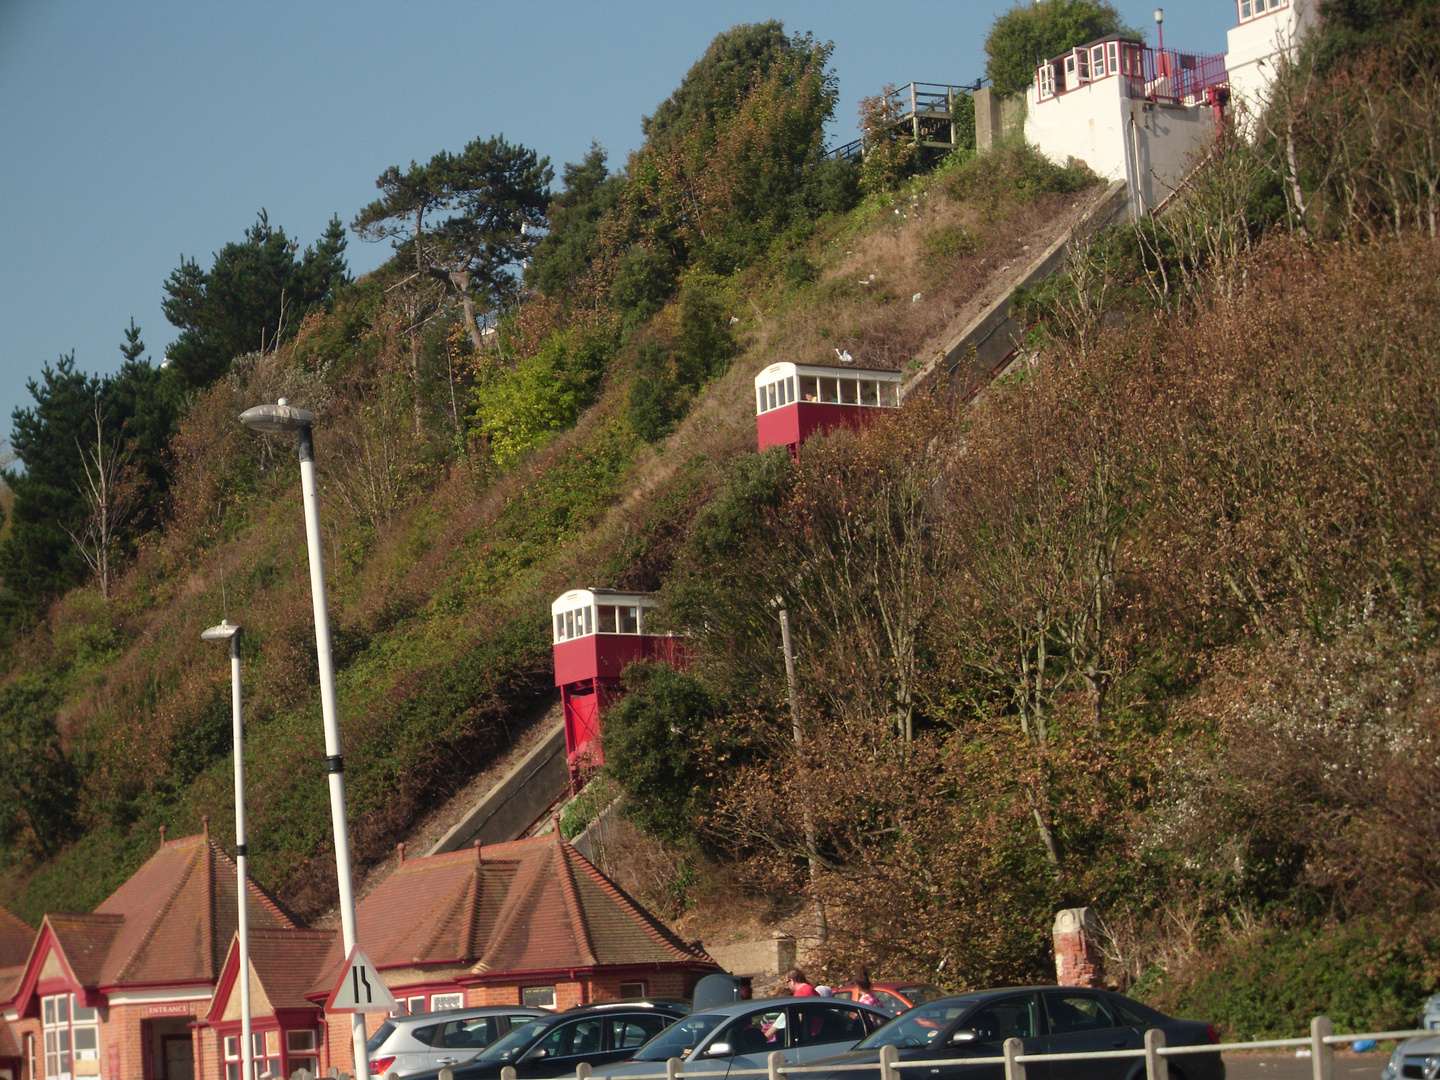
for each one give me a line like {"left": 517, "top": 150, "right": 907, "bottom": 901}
{"left": 1024, "top": 2, "right": 1314, "bottom": 216}
{"left": 1226, "top": 0, "right": 1318, "bottom": 121}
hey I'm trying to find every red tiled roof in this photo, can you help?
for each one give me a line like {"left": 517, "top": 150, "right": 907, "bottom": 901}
{"left": 309, "top": 833, "right": 714, "bottom": 994}
{"left": 0, "top": 908, "right": 33, "bottom": 971}
{"left": 207, "top": 927, "right": 336, "bottom": 1021}
{"left": 91, "top": 832, "right": 296, "bottom": 987}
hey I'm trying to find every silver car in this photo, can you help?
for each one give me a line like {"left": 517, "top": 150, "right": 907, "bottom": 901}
{"left": 366, "top": 1006, "right": 551, "bottom": 1080}
{"left": 1382, "top": 1035, "right": 1440, "bottom": 1080}
{"left": 592, "top": 996, "right": 890, "bottom": 1079}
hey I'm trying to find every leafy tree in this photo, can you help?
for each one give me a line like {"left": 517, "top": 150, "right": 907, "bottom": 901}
{"left": 353, "top": 135, "right": 552, "bottom": 351}
{"left": 642, "top": 21, "right": 797, "bottom": 150}
{"left": 673, "top": 288, "right": 737, "bottom": 387}
{"left": 627, "top": 342, "right": 683, "bottom": 443}
{"left": 0, "top": 678, "right": 78, "bottom": 858}
{"left": 0, "top": 353, "right": 99, "bottom": 617}
{"left": 602, "top": 662, "right": 717, "bottom": 844}
{"left": 526, "top": 143, "right": 626, "bottom": 300}
{"left": 985, "top": 0, "right": 1141, "bottom": 93}
{"left": 474, "top": 321, "right": 616, "bottom": 465}
{"left": 610, "top": 246, "right": 678, "bottom": 333}
{"left": 162, "top": 211, "right": 349, "bottom": 389}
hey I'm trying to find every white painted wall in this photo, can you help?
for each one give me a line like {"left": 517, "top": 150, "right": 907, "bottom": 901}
{"left": 1226, "top": 0, "right": 1317, "bottom": 124}
{"left": 1026, "top": 76, "right": 1215, "bottom": 218}
{"left": 1025, "top": 75, "right": 1130, "bottom": 182}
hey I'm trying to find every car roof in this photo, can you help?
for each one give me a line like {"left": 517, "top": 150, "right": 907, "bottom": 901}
{"left": 689, "top": 996, "right": 891, "bottom": 1019}
{"left": 564, "top": 999, "right": 690, "bottom": 1013}
{"left": 387, "top": 1005, "right": 550, "bottom": 1025}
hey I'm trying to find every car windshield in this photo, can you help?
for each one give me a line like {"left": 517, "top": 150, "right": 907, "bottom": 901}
{"left": 476, "top": 1020, "right": 551, "bottom": 1063}
{"left": 895, "top": 986, "right": 948, "bottom": 1007}
{"left": 366, "top": 1023, "right": 395, "bottom": 1053}
{"left": 857, "top": 998, "right": 982, "bottom": 1050}
{"left": 632, "top": 1014, "right": 726, "bottom": 1061}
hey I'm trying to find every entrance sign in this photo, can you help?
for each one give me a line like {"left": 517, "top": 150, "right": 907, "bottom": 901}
{"left": 324, "top": 946, "right": 399, "bottom": 1014}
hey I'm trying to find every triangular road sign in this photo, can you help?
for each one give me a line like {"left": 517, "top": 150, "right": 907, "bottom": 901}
{"left": 325, "top": 945, "right": 400, "bottom": 1014}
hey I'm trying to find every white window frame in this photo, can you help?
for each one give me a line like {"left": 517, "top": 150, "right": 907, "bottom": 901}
{"left": 430, "top": 993, "right": 464, "bottom": 1012}
{"left": 41, "top": 994, "right": 94, "bottom": 1080}
{"left": 522, "top": 986, "right": 557, "bottom": 1009}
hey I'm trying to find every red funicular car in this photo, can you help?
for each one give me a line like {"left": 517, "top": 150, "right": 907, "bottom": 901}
{"left": 754, "top": 361, "right": 902, "bottom": 458}
{"left": 551, "top": 588, "right": 682, "bottom": 790}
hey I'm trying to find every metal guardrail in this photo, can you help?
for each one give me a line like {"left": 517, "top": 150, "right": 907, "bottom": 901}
{"left": 465, "top": 1018, "right": 1432, "bottom": 1080}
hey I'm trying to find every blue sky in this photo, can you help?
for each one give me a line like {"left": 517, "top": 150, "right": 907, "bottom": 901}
{"left": 0, "top": 1, "right": 1232, "bottom": 435}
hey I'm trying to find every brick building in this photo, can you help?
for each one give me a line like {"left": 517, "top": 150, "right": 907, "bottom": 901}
{"left": 199, "top": 831, "right": 717, "bottom": 1078}
{"left": 0, "top": 831, "right": 295, "bottom": 1080}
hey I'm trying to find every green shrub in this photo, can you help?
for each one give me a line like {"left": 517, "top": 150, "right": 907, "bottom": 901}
{"left": 611, "top": 247, "right": 679, "bottom": 333}
{"left": 602, "top": 663, "right": 717, "bottom": 844}
{"left": 628, "top": 342, "right": 683, "bottom": 442}
{"left": 475, "top": 322, "right": 617, "bottom": 466}
{"left": 1135, "top": 919, "right": 1440, "bottom": 1037}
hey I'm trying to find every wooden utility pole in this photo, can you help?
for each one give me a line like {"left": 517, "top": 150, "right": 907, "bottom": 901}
{"left": 779, "top": 609, "right": 828, "bottom": 946}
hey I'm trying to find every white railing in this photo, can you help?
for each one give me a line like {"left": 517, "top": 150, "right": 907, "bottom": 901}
{"left": 462, "top": 1016, "right": 1432, "bottom": 1080}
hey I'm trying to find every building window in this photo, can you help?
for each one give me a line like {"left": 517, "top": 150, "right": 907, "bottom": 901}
{"left": 41, "top": 995, "right": 96, "bottom": 1080}
{"left": 25, "top": 1034, "right": 35, "bottom": 1080}
{"left": 430, "top": 994, "right": 463, "bottom": 1012}
{"left": 521, "top": 987, "right": 556, "bottom": 1009}
{"left": 407, "top": 996, "right": 426, "bottom": 1016}
{"left": 223, "top": 1033, "right": 279, "bottom": 1080}
{"left": 619, "top": 982, "right": 646, "bottom": 999}
{"left": 285, "top": 1031, "right": 318, "bottom": 1077}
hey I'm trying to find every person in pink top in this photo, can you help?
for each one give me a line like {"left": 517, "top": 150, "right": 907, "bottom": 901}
{"left": 853, "top": 965, "right": 879, "bottom": 1007}
{"left": 785, "top": 968, "right": 818, "bottom": 996}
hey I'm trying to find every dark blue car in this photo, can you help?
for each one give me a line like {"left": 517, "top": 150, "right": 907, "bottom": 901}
{"left": 805, "top": 987, "right": 1223, "bottom": 1080}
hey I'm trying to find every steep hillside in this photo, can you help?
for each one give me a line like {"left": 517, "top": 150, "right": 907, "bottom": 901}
{"left": 0, "top": 138, "right": 1097, "bottom": 925}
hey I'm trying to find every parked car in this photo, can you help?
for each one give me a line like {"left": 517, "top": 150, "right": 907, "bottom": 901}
{"left": 366, "top": 1006, "right": 552, "bottom": 1080}
{"left": 1382, "top": 1032, "right": 1440, "bottom": 1080}
{"left": 832, "top": 983, "right": 950, "bottom": 1016}
{"left": 805, "top": 988, "right": 1223, "bottom": 1080}
{"left": 592, "top": 995, "right": 892, "bottom": 1080}
{"left": 402, "top": 1001, "right": 689, "bottom": 1080}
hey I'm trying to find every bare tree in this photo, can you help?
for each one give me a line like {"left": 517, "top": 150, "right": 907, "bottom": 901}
{"left": 65, "top": 399, "right": 139, "bottom": 599}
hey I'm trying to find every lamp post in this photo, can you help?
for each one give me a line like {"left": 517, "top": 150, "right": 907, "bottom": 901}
{"left": 238, "top": 399, "right": 370, "bottom": 1077}
{"left": 1154, "top": 7, "right": 1165, "bottom": 53}
{"left": 201, "top": 619, "right": 252, "bottom": 1080}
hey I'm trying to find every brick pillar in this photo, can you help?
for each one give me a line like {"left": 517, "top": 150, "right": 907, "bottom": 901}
{"left": 1052, "top": 907, "right": 1103, "bottom": 988}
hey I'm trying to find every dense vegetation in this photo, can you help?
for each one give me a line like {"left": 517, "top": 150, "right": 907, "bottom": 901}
{"left": 0, "top": 1, "right": 1435, "bottom": 1043}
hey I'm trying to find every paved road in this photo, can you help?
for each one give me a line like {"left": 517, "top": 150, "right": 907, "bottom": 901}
{"left": 1221, "top": 1054, "right": 1384, "bottom": 1080}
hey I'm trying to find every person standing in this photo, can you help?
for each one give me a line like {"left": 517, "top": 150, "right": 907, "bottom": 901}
{"left": 785, "top": 968, "right": 818, "bottom": 996}
{"left": 853, "top": 966, "right": 878, "bottom": 1007}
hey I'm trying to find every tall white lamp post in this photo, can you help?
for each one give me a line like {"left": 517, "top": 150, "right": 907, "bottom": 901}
{"left": 238, "top": 399, "right": 370, "bottom": 1077}
{"left": 201, "top": 619, "right": 253, "bottom": 1080}
{"left": 1154, "top": 7, "right": 1166, "bottom": 53}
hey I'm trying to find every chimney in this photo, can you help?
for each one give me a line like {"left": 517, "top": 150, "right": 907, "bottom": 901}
{"left": 1053, "top": 907, "right": 1103, "bottom": 988}
{"left": 202, "top": 814, "right": 210, "bottom": 839}
{"left": 396, "top": 842, "right": 406, "bottom": 864}
{"left": 159, "top": 825, "right": 167, "bottom": 848}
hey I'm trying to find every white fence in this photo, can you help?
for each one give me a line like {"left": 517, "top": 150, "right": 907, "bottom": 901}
{"left": 461, "top": 1017, "right": 1432, "bottom": 1080}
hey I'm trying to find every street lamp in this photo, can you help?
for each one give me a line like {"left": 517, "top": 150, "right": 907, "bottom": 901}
{"left": 238, "top": 399, "right": 370, "bottom": 1077}
{"left": 1154, "top": 7, "right": 1165, "bottom": 52}
{"left": 201, "top": 619, "right": 252, "bottom": 1080}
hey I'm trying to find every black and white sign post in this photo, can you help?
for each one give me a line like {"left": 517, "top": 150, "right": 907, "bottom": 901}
{"left": 325, "top": 946, "right": 400, "bottom": 1017}
{"left": 240, "top": 401, "right": 375, "bottom": 1076}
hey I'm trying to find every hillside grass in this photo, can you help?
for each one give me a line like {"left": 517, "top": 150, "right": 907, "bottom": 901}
{"left": 0, "top": 144, "right": 1097, "bottom": 925}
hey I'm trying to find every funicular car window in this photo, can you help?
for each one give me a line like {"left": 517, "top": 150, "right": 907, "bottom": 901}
{"left": 857, "top": 999, "right": 979, "bottom": 1050}
{"left": 792, "top": 1003, "right": 868, "bottom": 1046}
{"left": 1043, "top": 993, "right": 1116, "bottom": 1034}
{"left": 964, "top": 996, "right": 1038, "bottom": 1041}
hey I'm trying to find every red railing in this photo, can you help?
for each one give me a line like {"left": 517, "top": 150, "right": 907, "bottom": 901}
{"left": 1134, "top": 48, "right": 1229, "bottom": 105}
{"left": 1036, "top": 40, "right": 1228, "bottom": 107}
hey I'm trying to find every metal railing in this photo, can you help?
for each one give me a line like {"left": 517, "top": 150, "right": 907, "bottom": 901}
{"left": 463, "top": 1016, "right": 1431, "bottom": 1080}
